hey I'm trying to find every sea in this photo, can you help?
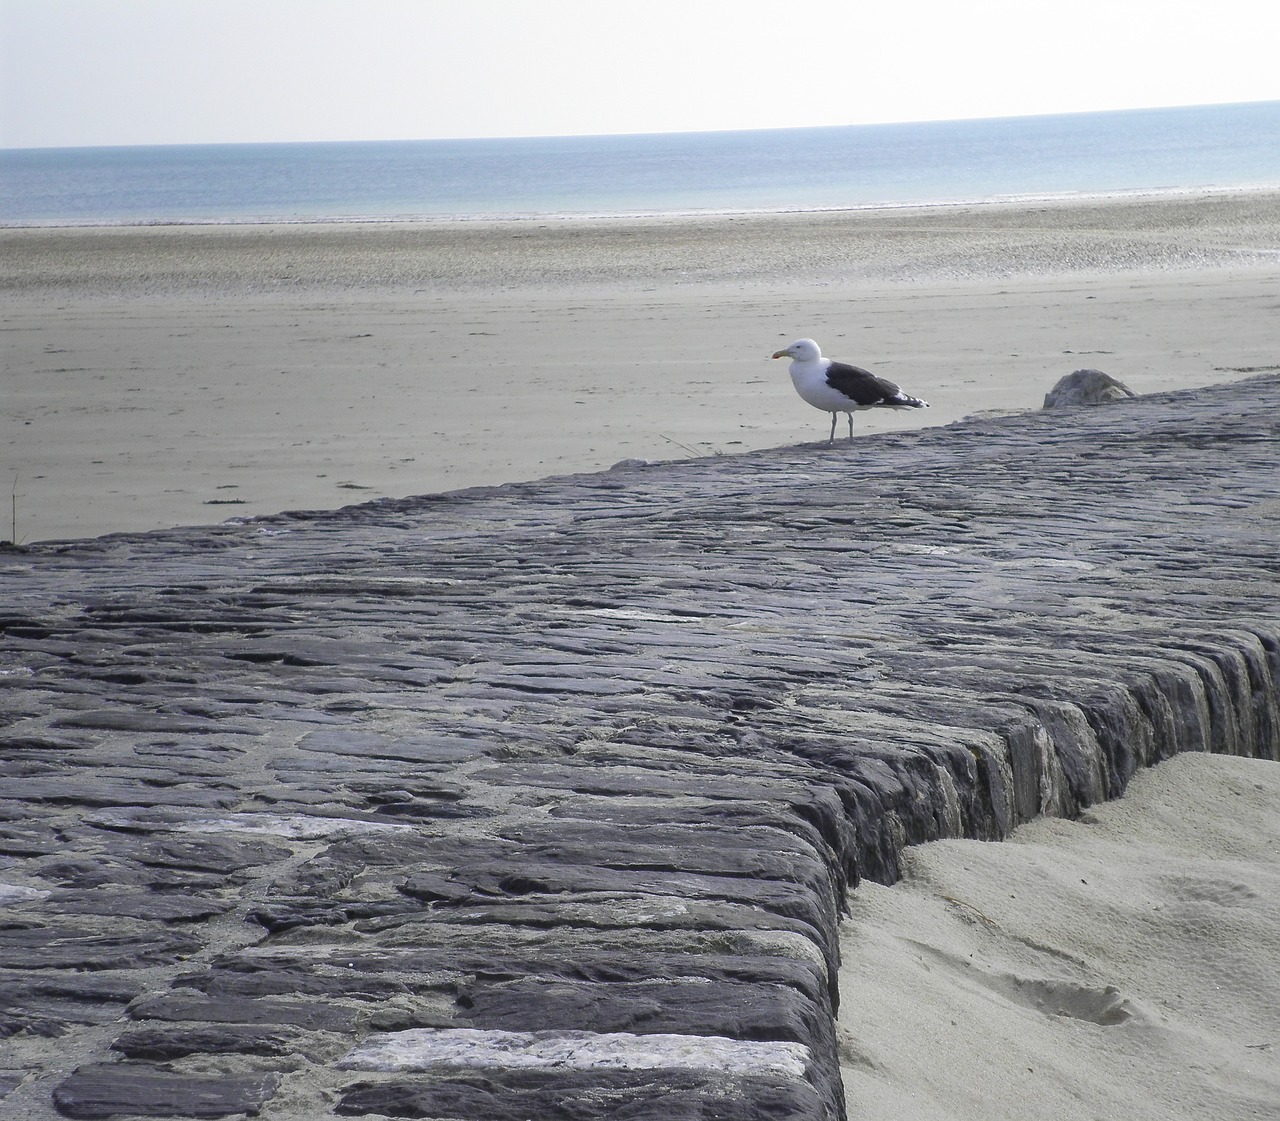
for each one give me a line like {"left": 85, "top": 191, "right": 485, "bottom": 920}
{"left": 2, "top": 101, "right": 1279, "bottom": 227}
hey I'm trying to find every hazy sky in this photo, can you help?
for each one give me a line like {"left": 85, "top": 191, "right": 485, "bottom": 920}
{"left": 2, "top": 0, "right": 1278, "bottom": 148}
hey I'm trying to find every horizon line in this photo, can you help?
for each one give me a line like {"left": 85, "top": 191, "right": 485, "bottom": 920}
{"left": 3, "top": 97, "right": 1277, "bottom": 155}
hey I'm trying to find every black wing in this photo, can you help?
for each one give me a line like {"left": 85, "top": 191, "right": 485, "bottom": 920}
{"left": 824, "top": 361, "right": 902, "bottom": 406}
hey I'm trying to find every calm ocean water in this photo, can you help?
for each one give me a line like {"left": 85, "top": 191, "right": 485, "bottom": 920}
{"left": 3, "top": 101, "right": 1279, "bottom": 226}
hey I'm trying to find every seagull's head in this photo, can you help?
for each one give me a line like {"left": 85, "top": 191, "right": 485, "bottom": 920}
{"left": 771, "top": 338, "right": 822, "bottom": 362}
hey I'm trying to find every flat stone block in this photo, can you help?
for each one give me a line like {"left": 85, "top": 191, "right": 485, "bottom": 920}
{"left": 52, "top": 1065, "right": 280, "bottom": 1119}
{"left": 111, "top": 1024, "right": 299, "bottom": 1059}
{"left": 335, "top": 1068, "right": 825, "bottom": 1120}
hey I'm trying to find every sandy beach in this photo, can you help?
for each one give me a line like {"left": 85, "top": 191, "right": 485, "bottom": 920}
{"left": 838, "top": 753, "right": 1280, "bottom": 1120}
{"left": 3, "top": 189, "right": 1280, "bottom": 543}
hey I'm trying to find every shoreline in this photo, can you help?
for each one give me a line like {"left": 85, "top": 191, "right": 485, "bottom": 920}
{"left": 5, "top": 188, "right": 1280, "bottom": 301}
{"left": 6, "top": 181, "right": 1280, "bottom": 232}
{"left": 4, "top": 188, "right": 1280, "bottom": 542}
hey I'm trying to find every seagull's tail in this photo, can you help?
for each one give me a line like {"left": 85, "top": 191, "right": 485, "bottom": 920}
{"left": 891, "top": 392, "right": 929, "bottom": 409}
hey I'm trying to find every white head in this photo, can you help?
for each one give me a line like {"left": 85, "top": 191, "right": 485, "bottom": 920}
{"left": 771, "top": 338, "right": 823, "bottom": 362}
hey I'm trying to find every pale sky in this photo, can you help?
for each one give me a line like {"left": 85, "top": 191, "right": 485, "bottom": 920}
{"left": 2, "top": 0, "right": 1278, "bottom": 149}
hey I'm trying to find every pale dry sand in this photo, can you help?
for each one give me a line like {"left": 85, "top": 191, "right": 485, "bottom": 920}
{"left": 838, "top": 753, "right": 1280, "bottom": 1120}
{"left": 2, "top": 190, "right": 1279, "bottom": 542}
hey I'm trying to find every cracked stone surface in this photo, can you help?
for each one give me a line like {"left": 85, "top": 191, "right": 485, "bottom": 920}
{"left": 2, "top": 376, "right": 1278, "bottom": 1120}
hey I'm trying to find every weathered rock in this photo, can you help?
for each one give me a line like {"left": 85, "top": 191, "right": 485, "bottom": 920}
{"left": 453, "top": 977, "right": 828, "bottom": 1043}
{"left": 48, "top": 890, "right": 231, "bottom": 923}
{"left": 335, "top": 1068, "right": 826, "bottom": 1121}
{"left": 51, "top": 1065, "right": 281, "bottom": 1119}
{"left": 0, "top": 923, "right": 202, "bottom": 971}
{"left": 1043, "top": 367, "right": 1138, "bottom": 406}
{"left": 0, "top": 375, "right": 1277, "bottom": 1120}
{"left": 128, "top": 992, "right": 360, "bottom": 1032}
{"left": 0, "top": 971, "right": 142, "bottom": 1039}
{"left": 111, "top": 1024, "right": 299, "bottom": 1059}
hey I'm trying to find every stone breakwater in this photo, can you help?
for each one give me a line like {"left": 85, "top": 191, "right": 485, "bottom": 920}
{"left": 2, "top": 376, "right": 1279, "bottom": 1121}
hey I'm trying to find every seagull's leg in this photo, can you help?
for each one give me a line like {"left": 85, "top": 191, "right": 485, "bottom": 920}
{"left": 846, "top": 413, "right": 855, "bottom": 441}
{"left": 828, "top": 413, "right": 837, "bottom": 443}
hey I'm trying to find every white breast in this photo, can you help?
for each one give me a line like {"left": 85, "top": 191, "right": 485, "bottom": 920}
{"left": 790, "top": 360, "right": 854, "bottom": 412}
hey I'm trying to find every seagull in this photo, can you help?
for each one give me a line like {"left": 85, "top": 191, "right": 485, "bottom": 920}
{"left": 772, "top": 338, "right": 929, "bottom": 442}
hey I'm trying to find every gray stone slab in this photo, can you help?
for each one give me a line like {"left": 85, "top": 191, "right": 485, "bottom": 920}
{"left": 111, "top": 1024, "right": 300, "bottom": 1060}
{"left": 334, "top": 1068, "right": 827, "bottom": 1121}
{"left": 128, "top": 992, "right": 360, "bottom": 1032}
{"left": 0, "top": 923, "right": 203, "bottom": 971}
{"left": 51, "top": 1066, "right": 281, "bottom": 1119}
